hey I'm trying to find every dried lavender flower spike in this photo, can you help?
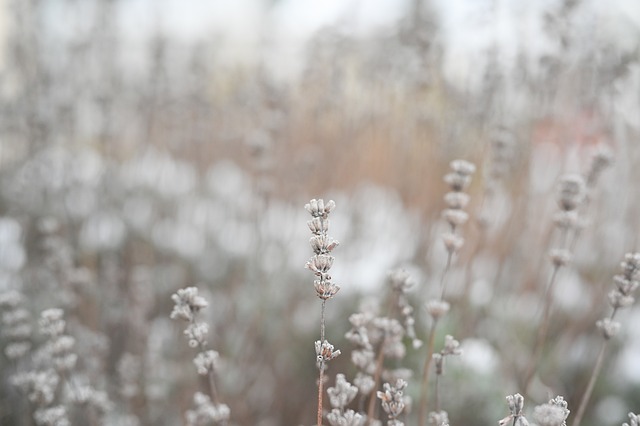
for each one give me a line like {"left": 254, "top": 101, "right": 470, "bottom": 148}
{"left": 623, "top": 412, "right": 639, "bottom": 426}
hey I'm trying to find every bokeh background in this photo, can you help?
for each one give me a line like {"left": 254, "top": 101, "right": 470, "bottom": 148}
{"left": 0, "top": 0, "right": 639, "bottom": 425}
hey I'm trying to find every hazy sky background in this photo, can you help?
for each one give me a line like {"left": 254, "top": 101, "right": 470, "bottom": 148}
{"left": 112, "top": 0, "right": 640, "bottom": 85}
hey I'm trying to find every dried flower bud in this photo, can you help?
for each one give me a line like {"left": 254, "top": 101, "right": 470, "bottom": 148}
{"left": 193, "top": 350, "right": 219, "bottom": 375}
{"left": 450, "top": 160, "right": 476, "bottom": 176}
{"left": 326, "top": 408, "right": 366, "bottom": 426}
{"left": 442, "top": 335, "right": 462, "bottom": 356}
{"left": 354, "top": 373, "right": 376, "bottom": 395}
{"left": 608, "top": 290, "right": 635, "bottom": 309}
{"left": 550, "top": 249, "right": 572, "bottom": 267}
{"left": 531, "top": 396, "right": 570, "bottom": 426}
{"left": 444, "top": 192, "right": 470, "bottom": 209}
{"left": 444, "top": 173, "right": 471, "bottom": 192}
{"left": 553, "top": 210, "right": 580, "bottom": 230}
{"left": 507, "top": 393, "right": 525, "bottom": 416}
{"left": 305, "top": 198, "right": 336, "bottom": 219}
{"left": 621, "top": 253, "right": 640, "bottom": 280}
{"left": 39, "top": 309, "right": 66, "bottom": 337}
{"left": 308, "top": 217, "right": 329, "bottom": 235}
{"left": 314, "top": 279, "right": 340, "bottom": 300}
{"left": 306, "top": 254, "right": 334, "bottom": 275}
{"left": 310, "top": 235, "right": 339, "bottom": 254}
{"left": 557, "top": 174, "right": 586, "bottom": 211}
{"left": 377, "top": 380, "right": 407, "bottom": 419}
{"left": 442, "top": 233, "right": 464, "bottom": 254}
{"left": 596, "top": 318, "right": 621, "bottom": 340}
{"left": 426, "top": 299, "right": 450, "bottom": 320}
{"left": 170, "top": 287, "right": 208, "bottom": 322}
{"left": 500, "top": 393, "right": 529, "bottom": 426}
{"left": 442, "top": 209, "right": 469, "bottom": 227}
{"left": 327, "top": 374, "right": 358, "bottom": 409}
{"left": 316, "top": 340, "right": 341, "bottom": 364}
{"left": 586, "top": 145, "right": 614, "bottom": 186}
{"left": 428, "top": 410, "right": 450, "bottom": 426}
{"left": 433, "top": 353, "right": 444, "bottom": 375}
{"left": 614, "top": 275, "right": 639, "bottom": 296}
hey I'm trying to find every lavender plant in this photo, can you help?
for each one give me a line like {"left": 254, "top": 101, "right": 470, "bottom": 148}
{"left": 419, "top": 159, "right": 475, "bottom": 425}
{"left": 572, "top": 253, "right": 640, "bottom": 426}
{"left": 170, "top": 287, "right": 229, "bottom": 426}
{"left": 429, "top": 335, "right": 461, "bottom": 421}
{"left": 342, "top": 269, "right": 420, "bottom": 423}
{"left": 523, "top": 173, "right": 587, "bottom": 394}
{"left": 305, "top": 198, "right": 341, "bottom": 425}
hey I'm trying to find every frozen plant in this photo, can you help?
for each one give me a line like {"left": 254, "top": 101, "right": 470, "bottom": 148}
{"left": 573, "top": 253, "right": 640, "bottom": 426}
{"left": 432, "top": 335, "right": 462, "bottom": 414}
{"left": 523, "top": 174, "right": 587, "bottom": 394}
{"left": 171, "top": 286, "right": 228, "bottom": 425}
{"left": 420, "top": 159, "right": 475, "bottom": 425}
{"left": 305, "top": 198, "right": 341, "bottom": 426}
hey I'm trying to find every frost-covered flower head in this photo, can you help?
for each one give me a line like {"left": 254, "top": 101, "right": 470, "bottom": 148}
{"left": 499, "top": 393, "right": 529, "bottom": 426}
{"left": 377, "top": 379, "right": 407, "bottom": 420}
{"left": 532, "top": 395, "right": 569, "bottom": 426}
{"left": 170, "top": 287, "right": 208, "bottom": 322}
{"left": 327, "top": 374, "right": 358, "bottom": 410}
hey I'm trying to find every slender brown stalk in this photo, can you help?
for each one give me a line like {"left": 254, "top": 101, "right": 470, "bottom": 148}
{"left": 523, "top": 263, "right": 561, "bottom": 394}
{"left": 418, "top": 319, "right": 438, "bottom": 426}
{"left": 572, "top": 342, "right": 607, "bottom": 426}
{"left": 366, "top": 343, "right": 387, "bottom": 423}
{"left": 317, "top": 366, "right": 324, "bottom": 426}
{"left": 317, "top": 299, "right": 326, "bottom": 426}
